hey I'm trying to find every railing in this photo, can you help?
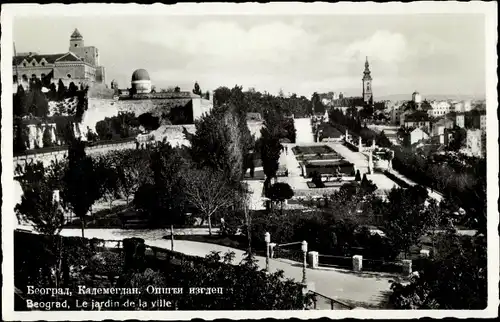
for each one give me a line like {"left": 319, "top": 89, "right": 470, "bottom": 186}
{"left": 274, "top": 242, "right": 304, "bottom": 263}
{"left": 308, "top": 290, "right": 353, "bottom": 310}
{"left": 318, "top": 254, "right": 352, "bottom": 269}
{"left": 362, "top": 258, "right": 403, "bottom": 274}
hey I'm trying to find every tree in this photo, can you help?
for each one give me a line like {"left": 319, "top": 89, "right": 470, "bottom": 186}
{"left": 68, "top": 82, "right": 78, "bottom": 97}
{"left": 266, "top": 182, "right": 294, "bottom": 215}
{"left": 61, "top": 140, "right": 102, "bottom": 237}
{"left": 57, "top": 79, "right": 67, "bottom": 101}
{"left": 15, "top": 163, "right": 65, "bottom": 235}
{"left": 193, "top": 81, "right": 202, "bottom": 95}
{"left": 354, "top": 169, "right": 361, "bottom": 181}
{"left": 183, "top": 168, "right": 236, "bottom": 235}
{"left": 376, "top": 131, "right": 392, "bottom": 148}
{"left": 390, "top": 232, "right": 486, "bottom": 309}
{"left": 134, "top": 142, "right": 187, "bottom": 227}
{"left": 380, "top": 186, "right": 431, "bottom": 258}
{"left": 42, "top": 126, "right": 53, "bottom": 148}
{"left": 95, "top": 120, "right": 111, "bottom": 140}
{"left": 14, "top": 85, "right": 27, "bottom": 117}
{"left": 174, "top": 86, "right": 181, "bottom": 93}
{"left": 188, "top": 104, "right": 245, "bottom": 185}
{"left": 113, "top": 149, "right": 152, "bottom": 205}
{"left": 448, "top": 127, "right": 467, "bottom": 151}
{"left": 259, "top": 126, "right": 282, "bottom": 192}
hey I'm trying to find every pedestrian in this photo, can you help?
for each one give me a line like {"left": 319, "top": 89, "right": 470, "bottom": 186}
{"left": 285, "top": 146, "right": 288, "bottom": 155}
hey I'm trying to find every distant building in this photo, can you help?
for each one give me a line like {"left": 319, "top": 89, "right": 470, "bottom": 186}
{"left": 13, "top": 28, "right": 106, "bottom": 89}
{"left": 456, "top": 114, "right": 465, "bottom": 128}
{"left": 428, "top": 100, "right": 452, "bottom": 118}
{"left": 431, "top": 118, "right": 455, "bottom": 136}
{"left": 452, "top": 100, "right": 472, "bottom": 113}
{"left": 409, "top": 128, "right": 429, "bottom": 145}
{"left": 480, "top": 113, "right": 486, "bottom": 130}
{"left": 403, "top": 111, "right": 431, "bottom": 130}
{"left": 462, "top": 129, "right": 485, "bottom": 158}
{"left": 412, "top": 91, "right": 422, "bottom": 105}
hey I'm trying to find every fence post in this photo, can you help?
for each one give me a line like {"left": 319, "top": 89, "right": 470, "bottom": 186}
{"left": 402, "top": 259, "right": 412, "bottom": 276}
{"left": 352, "top": 255, "right": 363, "bottom": 272}
{"left": 170, "top": 225, "right": 174, "bottom": 251}
{"left": 308, "top": 251, "right": 319, "bottom": 269}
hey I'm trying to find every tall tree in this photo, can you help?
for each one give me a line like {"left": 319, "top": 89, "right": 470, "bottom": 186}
{"left": 188, "top": 104, "right": 245, "bottom": 185}
{"left": 183, "top": 168, "right": 236, "bottom": 235}
{"left": 259, "top": 126, "right": 282, "bottom": 192}
{"left": 381, "top": 186, "right": 431, "bottom": 258}
{"left": 57, "top": 79, "right": 67, "bottom": 101}
{"left": 135, "top": 142, "right": 187, "bottom": 226}
{"left": 61, "top": 140, "right": 102, "bottom": 237}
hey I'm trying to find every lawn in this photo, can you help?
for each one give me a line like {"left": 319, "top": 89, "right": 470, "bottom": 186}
{"left": 319, "top": 123, "right": 343, "bottom": 139}
{"left": 292, "top": 145, "right": 333, "bottom": 155}
{"left": 305, "top": 160, "right": 354, "bottom": 177}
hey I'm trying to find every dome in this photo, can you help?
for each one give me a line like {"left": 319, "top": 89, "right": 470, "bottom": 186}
{"left": 131, "top": 69, "right": 150, "bottom": 82}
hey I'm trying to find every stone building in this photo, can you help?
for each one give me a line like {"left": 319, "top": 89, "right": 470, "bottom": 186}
{"left": 13, "top": 28, "right": 106, "bottom": 89}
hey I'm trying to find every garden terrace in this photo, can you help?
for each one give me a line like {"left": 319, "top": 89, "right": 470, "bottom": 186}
{"left": 292, "top": 145, "right": 334, "bottom": 155}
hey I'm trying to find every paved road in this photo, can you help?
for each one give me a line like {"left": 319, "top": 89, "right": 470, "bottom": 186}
{"left": 57, "top": 228, "right": 396, "bottom": 308}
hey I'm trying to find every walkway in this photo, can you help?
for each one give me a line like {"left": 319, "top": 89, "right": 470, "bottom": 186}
{"left": 294, "top": 118, "right": 315, "bottom": 144}
{"left": 58, "top": 228, "right": 395, "bottom": 308}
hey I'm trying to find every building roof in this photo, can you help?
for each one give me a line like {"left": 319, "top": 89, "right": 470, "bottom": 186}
{"left": 132, "top": 69, "right": 150, "bottom": 81}
{"left": 55, "top": 52, "right": 84, "bottom": 63}
{"left": 71, "top": 28, "right": 83, "bottom": 39}
{"left": 434, "top": 117, "right": 454, "bottom": 127}
{"left": 13, "top": 53, "right": 67, "bottom": 65}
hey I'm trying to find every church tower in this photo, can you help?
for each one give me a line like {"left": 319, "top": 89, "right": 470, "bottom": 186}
{"left": 69, "top": 28, "right": 84, "bottom": 50}
{"left": 362, "top": 56, "right": 373, "bottom": 104}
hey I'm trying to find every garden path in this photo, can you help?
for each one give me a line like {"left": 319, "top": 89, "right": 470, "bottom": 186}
{"left": 58, "top": 228, "right": 396, "bottom": 308}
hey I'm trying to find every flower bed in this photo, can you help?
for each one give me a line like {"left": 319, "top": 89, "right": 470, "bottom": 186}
{"left": 292, "top": 145, "right": 333, "bottom": 155}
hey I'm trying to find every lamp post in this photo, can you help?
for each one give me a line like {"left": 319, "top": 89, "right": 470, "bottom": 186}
{"left": 264, "top": 232, "right": 271, "bottom": 272}
{"left": 301, "top": 240, "right": 308, "bottom": 284}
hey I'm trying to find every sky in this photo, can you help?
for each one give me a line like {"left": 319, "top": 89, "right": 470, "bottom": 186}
{"left": 13, "top": 14, "right": 486, "bottom": 99}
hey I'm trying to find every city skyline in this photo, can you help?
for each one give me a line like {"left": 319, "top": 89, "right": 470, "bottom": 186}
{"left": 13, "top": 14, "right": 486, "bottom": 99}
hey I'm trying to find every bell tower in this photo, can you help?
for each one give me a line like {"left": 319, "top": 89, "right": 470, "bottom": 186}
{"left": 362, "top": 56, "right": 373, "bottom": 104}
{"left": 69, "top": 28, "right": 84, "bottom": 50}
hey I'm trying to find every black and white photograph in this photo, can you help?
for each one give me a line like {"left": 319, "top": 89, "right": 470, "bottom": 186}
{"left": 1, "top": 2, "right": 498, "bottom": 320}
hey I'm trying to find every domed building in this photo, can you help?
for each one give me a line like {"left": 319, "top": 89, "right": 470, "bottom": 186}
{"left": 412, "top": 91, "right": 422, "bottom": 104}
{"left": 131, "top": 69, "right": 152, "bottom": 94}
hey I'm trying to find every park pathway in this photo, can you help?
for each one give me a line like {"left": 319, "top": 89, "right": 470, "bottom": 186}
{"left": 58, "top": 228, "right": 396, "bottom": 308}
{"left": 294, "top": 118, "right": 315, "bottom": 144}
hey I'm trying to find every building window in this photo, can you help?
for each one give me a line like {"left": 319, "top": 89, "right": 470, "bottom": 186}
{"left": 67, "top": 74, "right": 71, "bottom": 78}
{"left": 41, "top": 62, "right": 45, "bottom": 66}
{"left": 23, "top": 62, "right": 27, "bottom": 67}
{"left": 75, "top": 44, "right": 78, "bottom": 47}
